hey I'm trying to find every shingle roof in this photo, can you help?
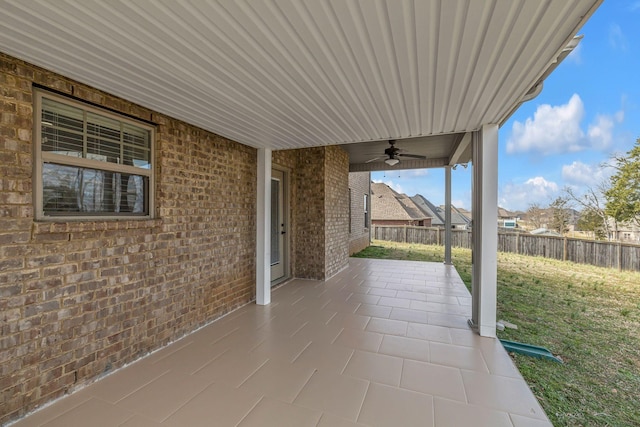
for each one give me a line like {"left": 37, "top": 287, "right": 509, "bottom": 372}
{"left": 410, "top": 195, "right": 444, "bottom": 226}
{"left": 451, "top": 206, "right": 472, "bottom": 224}
{"left": 497, "top": 207, "right": 517, "bottom": 218}
{"left": 411, "top": 194, "right": 471, "bottom": 227}
{"left": 371, "top": 183, "right": 429, "bottom": 221}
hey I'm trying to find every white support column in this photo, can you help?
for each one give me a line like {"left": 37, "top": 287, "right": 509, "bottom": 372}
{"left": 470, "top": 124, "right": 499, "bottom": 337}
{"left": 444, "top": 166, "right": 452, "bottom": 265}
{"left": 256, "top": 148, "right": 272, "bottom": 305}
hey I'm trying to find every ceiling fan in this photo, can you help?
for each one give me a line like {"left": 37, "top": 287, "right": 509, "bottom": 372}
{"left": 365, "top": 140, "right": 426, "bottom": 166}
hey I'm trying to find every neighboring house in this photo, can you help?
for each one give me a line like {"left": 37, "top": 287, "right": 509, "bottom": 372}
{"left": 348, "top": 172, "right": 371, "bottom": 254}
{"left": 435, "top": 204, "right": 472, "bottom": 230}
{"left": 608, "top": 219, "right": 640, "bottom": 243}
{"left": 410, "top": 194, "right": 470, "bottom": 230}
{"left": 498, "top": 207, "right": 519, "bottom": 229}
{"left": 410, "top": 195, "right": 444, "bottom": 227}
{"left": 450, "top": 205, "right": 472, "bottom": 230}
{"left": 520, "top": 207, "right": 580, "bottom": 232}
{"left": 371, "top": 183, "right": 431, "bottom": 227}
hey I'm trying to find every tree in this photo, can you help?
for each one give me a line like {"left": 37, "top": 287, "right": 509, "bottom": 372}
{"left": 526, "top": 202, "right": 546, "bottom": 229}
{"left": 549, "top": 197, "right": 570, "bottom": 234}
{"left": 605, "top": 138, "right": 640, "bottom": 226}
{"left": 577, "top": 207, "right": 607, "bottom": 239}
{"left": 564, "top": 181, "right": 611, "bottom": 240}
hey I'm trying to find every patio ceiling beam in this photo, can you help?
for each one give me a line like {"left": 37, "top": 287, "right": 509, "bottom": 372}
{"left": 349, "top": 157, "right": 449, "bottom": 172}
{"left": 448, "top": 132, "right": 472, "bottom": 166}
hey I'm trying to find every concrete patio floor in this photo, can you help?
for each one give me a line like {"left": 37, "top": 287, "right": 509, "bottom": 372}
{"left": 10, "top": 258, "right": 551, "bottom": 427}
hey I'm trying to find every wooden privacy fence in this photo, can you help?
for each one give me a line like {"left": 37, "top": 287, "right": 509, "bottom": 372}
{"left": 372, "top": 225, "right": 640, "bottom": 272}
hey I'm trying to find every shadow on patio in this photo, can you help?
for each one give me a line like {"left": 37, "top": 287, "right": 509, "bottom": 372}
{"left": 11, "top": 258, "right": 550, "bottom": 427}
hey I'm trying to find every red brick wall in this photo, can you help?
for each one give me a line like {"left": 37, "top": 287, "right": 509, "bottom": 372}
{"left": 0, "top": 54, "right": 256, "bottom": 424}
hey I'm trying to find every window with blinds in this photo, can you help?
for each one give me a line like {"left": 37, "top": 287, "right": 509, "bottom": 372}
{"left": 34, "top": 90, "right": 154, "bottom": 220}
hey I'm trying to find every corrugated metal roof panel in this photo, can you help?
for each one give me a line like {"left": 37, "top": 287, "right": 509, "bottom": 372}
{"left": 0, "top": 0, "right": 601, "bottom": 152}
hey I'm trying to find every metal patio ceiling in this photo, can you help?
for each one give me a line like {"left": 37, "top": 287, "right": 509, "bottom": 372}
{"left": 0, "top": 0, "right": 601, "bottom": 167}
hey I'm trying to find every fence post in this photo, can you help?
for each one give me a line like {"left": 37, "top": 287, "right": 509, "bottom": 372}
{"left": 563, "top": 237, "right": 568, "bottom": 261}
{"left": 618, "top": 242, "right": 622, "bottom": 271}
{"left": 516, "top": 233, "right": 520, "bottom": 255}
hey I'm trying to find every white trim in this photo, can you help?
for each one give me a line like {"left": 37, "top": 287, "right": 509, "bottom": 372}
{"left": 444, "top": 166, "right": 452, "bottom": 265}
{"left": 471, "top": 125, "right": 499, "bottom": 338}
{"left": 41, "top": 153, "right": 149, "bottom": 176}
{"left": 256, "top": 148, "right": 272, "bottom": 306}
{"left": 33, "top": 89, "right": 155, "bottom": 220}
{"left": 271, "top": 164, "right": 291, "bottom": 283}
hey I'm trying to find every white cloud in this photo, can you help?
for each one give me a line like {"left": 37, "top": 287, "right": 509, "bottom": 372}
{"left": 499, "top": 177, "right": 560, "bottom": 211}
{"left": 372, "top": 178, "right": 403, "bottom": 194}
{"left": 614, "top": 109, "right": 625, "bottom": 123}
{"left": 609, "top": 24, "right": 628, "bottom": 51}
{"left": 506, "top": 95, "right": 624, "bottom": 155}
{"left": 587, "top": 109, "right": 624, "bottom": 150}
{"left": 506, "top": 94, "right": 585, "bottom": 155}
{"left": 587, "top": 115, "right": 614, "bottom": 150}
{"left": 561, "top": 160, "right": 614, "bottom": 188}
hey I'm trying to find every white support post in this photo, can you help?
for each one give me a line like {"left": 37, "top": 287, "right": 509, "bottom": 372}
{"left": 470, "top": 124, "right": 499, "bottom": 337}
{"left": 256, "top": 148, "right": 272, "bottom": 305}
{"left": 444, "top": 166, "right": 452, "bottom": 265}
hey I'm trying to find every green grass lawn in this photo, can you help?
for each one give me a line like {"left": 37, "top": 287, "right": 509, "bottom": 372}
{"left": 353, "top": 240, "right": 640, "bottom": 427}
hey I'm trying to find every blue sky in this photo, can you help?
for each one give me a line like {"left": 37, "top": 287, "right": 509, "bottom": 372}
{"left": 372, "top": 1, "right": 640, "bottom": 212}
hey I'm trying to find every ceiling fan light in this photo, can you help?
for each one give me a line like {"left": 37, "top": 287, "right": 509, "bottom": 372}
{"left": 385, "top": 158, "right": 400, "bottom": 166}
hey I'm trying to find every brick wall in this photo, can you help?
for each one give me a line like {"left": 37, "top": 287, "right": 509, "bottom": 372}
{"left": 0, "top": 54, "right": 257, "bottom": 424}
{"left": 272, "top": 146, "right": 350, "bottom": 280}
{"left": 324, "top": 146, "right": 350, "bottom": 278}
{"left": 348, "top": 172, "right": 371, "bottom": 255}
{"left": 291, "top": 147, "right": 327, "bottom": 280}
{"left": 0, "top": 52, "right": 353, "bottom": 425}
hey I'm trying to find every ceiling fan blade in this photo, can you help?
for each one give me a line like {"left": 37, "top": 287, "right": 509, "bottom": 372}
{"left": 398, "top": 153, "right": 426, "bottom": 159}
{"left": 365, "top": 156, "right": 384, "bottom": 163}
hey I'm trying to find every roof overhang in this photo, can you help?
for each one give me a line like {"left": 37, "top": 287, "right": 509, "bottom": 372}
{"left": 0, "top": 0, "right": 602, "bottom": 170}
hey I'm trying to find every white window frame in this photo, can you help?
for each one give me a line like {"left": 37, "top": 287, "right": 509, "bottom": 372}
{"left": 33, "top": 89, "right": 155, "bottom": 220}
{"left": 364, "top": 193, "right": 369, "bottom": 229}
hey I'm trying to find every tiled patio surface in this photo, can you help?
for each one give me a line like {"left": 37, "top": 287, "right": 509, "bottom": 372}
{"left": 11, "top": 258, "right": 551, "bottom": 427}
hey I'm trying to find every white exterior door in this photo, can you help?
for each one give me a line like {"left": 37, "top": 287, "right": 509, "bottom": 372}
{"left": 270, "top": 169, "right": 287, "bottom": 282}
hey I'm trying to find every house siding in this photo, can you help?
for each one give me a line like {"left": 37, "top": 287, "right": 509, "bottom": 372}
{"left": 0, "top": 54, "right": 258, "bottom": 424}
{"left": 348, "top": 172, "right": 370, "bottom": 255}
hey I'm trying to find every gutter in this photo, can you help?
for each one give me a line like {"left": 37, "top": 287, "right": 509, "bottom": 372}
{"left": 499, "top": 33, "right": 585, "bottom": 126}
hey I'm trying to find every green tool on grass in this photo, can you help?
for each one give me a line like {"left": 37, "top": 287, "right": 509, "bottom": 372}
{"left": 500, "top": 339, "right": 563, "bottom": 363}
